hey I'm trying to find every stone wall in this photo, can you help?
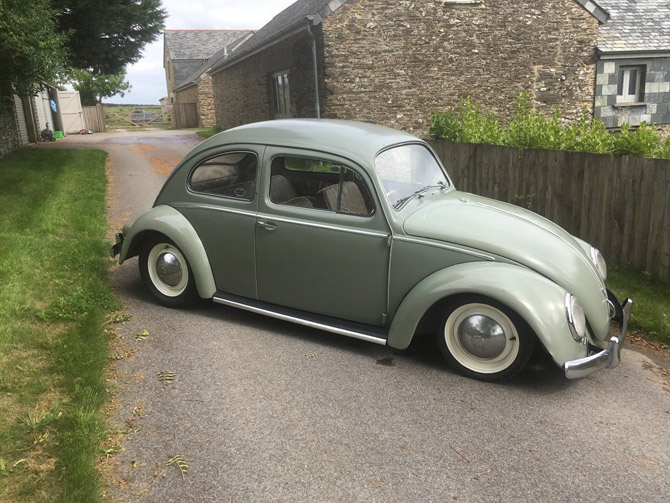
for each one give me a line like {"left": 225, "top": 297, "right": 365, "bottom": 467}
{"left": 196, "top": 75, "right": 217, "bottom": 127}
{"left": 0, "top": 96, "right": 20, "bottom": 157}
{"left": 595, "top": 57, "right": 670, "bottom": 128}
{"left": 211, "top": 32, "right": 321, "bottom": 131}
{"left": 321, "top": 0, "right": 599, "bottom": 136}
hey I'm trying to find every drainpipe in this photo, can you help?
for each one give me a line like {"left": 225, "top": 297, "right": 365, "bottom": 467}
{"left": 306, "top": 19, "right": 321, "bottom": 119}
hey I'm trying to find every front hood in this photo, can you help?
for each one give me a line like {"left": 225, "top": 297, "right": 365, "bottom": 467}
{"left": 403, "top": 191, "right": 607, "bottom": 332}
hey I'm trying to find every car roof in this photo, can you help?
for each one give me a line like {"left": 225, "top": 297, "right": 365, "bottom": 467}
{"left": 189, "top": 119, "right": 422, "bottom": 164}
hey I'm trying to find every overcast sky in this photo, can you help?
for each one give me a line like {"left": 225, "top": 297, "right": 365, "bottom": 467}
{"left": 104, "top": 0, "right": 297, "bottom": 105}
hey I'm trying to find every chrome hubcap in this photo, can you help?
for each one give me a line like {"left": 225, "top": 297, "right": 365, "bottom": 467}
{"left": 156, "top": 252, "right": 183, "bottom": 287}
{"left": 457, "top": 314, "right": 507, "bottom": 359}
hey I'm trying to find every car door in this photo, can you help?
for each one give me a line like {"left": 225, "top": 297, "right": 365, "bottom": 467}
{"left": 255, "top": 148, "right": 390, "bottom": 326}
{"left": 174, "top": 146, "right": 262, "bottom": 299}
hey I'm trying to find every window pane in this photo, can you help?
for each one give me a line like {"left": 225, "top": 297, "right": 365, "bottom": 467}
{"left": 628, "top": 69, "right": 638, "bottom": 96}
{"left": 270, "top": 156, "right": 374, "bottom": 215}
{"left": 276, "top": 75, "right": 285, "bottom": 114}
{"left": 617, "top": 69, "right": 624, "bottom": 95}
{"left": 283, "top": 73, "right": 290, "bottom": 114}
{"left": 190, "top": 152, "right": 257, "bottom": 200}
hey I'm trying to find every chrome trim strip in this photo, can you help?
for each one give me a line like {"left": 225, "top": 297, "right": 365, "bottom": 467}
{"left": 256, "top": 212, "right": 389, "bottom": 239}
{"left": 213, "top": 295, "right": 388, "bottom": 345}
{"left": 393, "top": 235, "right": 496, "bottom": 261}
{"left": 471, "top": 201, "right": 606, "bottom": 289}
{"left": 171, "top": 202, "right": 257, "bottom": 218}
{"left": 564, "top": 298, "right": 632, "bottom": 379}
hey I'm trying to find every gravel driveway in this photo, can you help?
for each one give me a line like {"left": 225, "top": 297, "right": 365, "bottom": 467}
{"left": 54, "top": 130, "right": 670, "bottom": 502}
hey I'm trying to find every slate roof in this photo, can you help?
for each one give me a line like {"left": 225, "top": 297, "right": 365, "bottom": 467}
{"left": 597, "top": 0, "right": 670, "bottom": 53}
{"left": 174, "top": 34, "right": 253, "bottom": 91}
{"left": 165, "top": 30, "right": 254, "bottom": 89}
{"left": 164, "top": 30, "right": 254, "bottom": 60}
{"left": 210, "top": 0, "right": 349, "bottom": 73}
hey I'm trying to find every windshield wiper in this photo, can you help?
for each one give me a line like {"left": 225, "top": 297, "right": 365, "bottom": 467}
{"left": 393, "top": 182, "right": 447, "bottom": 210}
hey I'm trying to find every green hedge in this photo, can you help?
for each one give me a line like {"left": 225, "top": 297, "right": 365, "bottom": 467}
{"left": 429, "top": 93, "right": 670, "bottom": 159}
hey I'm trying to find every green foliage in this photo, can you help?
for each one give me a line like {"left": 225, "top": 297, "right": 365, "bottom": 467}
{"left": 56, "top": 0, "right": 166, "bottom": 74}
{"left": 430, "top": 93, "right": 670, "bottom": 159}
{"left": 0, "top": 0, "right": 67, "bottom": 96}
{"left": 613, "top": 122, "right": 669, "bottom": 158}
{"left": 430, "top": 97, "right": 505, "bottom": 145}
{"left": 607, "top": 265, "right": 670, "bottom": 343}
{"left": 69, "top": 69, "right": 131, "bottom": 106}
{"left": 507, "top": 93, "right": 564, "bottom": 150}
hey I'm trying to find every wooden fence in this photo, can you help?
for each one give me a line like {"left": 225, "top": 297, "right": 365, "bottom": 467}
{"left": 83, "top": 104, "right": 106, "bottom": 132}
{"left": 427, "top": 140, "right": 670, "bottom": 279}
{"left": 176, "top": 103, "right": 198, "bottom": 129}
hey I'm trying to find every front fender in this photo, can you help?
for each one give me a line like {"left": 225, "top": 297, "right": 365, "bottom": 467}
{"left": 119, "top": 205, "right": 216, "bottom": 299}
{"left": 387, "top": 262, "right": 587, "bottom": 367}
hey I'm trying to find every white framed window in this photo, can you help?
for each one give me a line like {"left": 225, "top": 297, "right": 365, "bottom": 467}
{"left": 617, "top": 66, "right": 645, "bottom": 104}
{"left": 272, "top": 71, "right": 291, "bottom": 118}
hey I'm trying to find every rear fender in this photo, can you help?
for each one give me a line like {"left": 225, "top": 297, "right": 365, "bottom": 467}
{"left": 387, "top": 262, "right": 587, "bottom": 367}
{"left": 119, "top": 205, "right": 216, "bottom": 299}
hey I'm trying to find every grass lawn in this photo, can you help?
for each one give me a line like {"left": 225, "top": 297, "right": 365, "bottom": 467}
{"left": 196, "top": 125, "right": 222, "bottom": 139}
{"left": 607, "top": 265, "right": 670, "bottom": 344}
{"left": 0, "top": 148, "right": 117, "bottom": 502}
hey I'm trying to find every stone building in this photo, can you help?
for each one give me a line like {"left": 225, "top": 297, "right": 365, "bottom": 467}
{"left": 593, "top": 0, "right": 670, "bottom": 128}
{"left": 164, "top": 30, "right": 254, "bottom": 128}
{"left": 210, "top": 0, "right": 603, "bottom": 136}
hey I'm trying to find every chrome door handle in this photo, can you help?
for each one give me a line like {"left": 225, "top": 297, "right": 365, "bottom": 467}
{"left": 256, "top": 220, "right": 278, "bottom": 231}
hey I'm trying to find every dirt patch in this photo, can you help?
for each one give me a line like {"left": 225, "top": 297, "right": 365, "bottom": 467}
{"left": 626, "top": 332, "right": 670, "bottom": 392}
{"left": 130, "top": 144, "right": 182, "bottom": 176}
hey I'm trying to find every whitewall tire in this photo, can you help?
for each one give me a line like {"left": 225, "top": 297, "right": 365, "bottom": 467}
{"left": 437, "top": 296, "right": 535, "bottom": 381}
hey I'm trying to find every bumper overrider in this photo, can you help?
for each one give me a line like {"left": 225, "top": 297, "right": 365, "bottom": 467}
{"left": 111, "top": 232, "right": 124, "bottom": 258}
{"left": 564, "top": 296, "right": 633, "bottom": 379}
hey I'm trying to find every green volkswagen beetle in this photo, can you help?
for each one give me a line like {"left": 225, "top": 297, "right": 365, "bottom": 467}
{"left": 112, "top": 119, "right": 631, "bottom": 381}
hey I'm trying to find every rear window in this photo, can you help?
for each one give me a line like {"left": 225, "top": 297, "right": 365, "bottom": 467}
{"left": 189, "top": 152, "right": 258, "bottom": 201}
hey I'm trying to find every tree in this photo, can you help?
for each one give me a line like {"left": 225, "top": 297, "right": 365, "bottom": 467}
{"left": 0, "top": 0, "right": 67, "bottom": 97}
{"left": 56, "top": 0, "right": 167, "bottom": 74}
{"left": 70, "top": 69, "right": 132, "bottom": 105}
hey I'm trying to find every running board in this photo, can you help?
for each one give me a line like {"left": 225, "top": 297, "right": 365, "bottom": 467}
{"left": 213, "top": 292, "right": 388, "bottom": 345}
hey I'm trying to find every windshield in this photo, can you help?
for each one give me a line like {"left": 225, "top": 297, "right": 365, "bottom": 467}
{"left": 375, "top": 144, "right": 450, "bottom": 210}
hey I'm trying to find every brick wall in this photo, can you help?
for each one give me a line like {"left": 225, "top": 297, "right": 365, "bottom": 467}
{"left": 595, "top": 57, "right": 670, "bottom": 128}
{"left": 211, "top": 32, "right": 320, "bottom": 131}
{"left": 321, "top": 0, "right": 599, "bottom": 136}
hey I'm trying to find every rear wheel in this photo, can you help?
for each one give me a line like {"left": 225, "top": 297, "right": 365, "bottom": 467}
{"left": 139, "top": 237, "right": 198, "bottom": 308}
{"left": 436, "top": 296, "right": 534, "bottom": 381}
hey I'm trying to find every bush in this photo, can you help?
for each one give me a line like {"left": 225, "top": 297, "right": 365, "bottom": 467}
{"left": 430, "top": 93, "right": 670, "bottom": 159}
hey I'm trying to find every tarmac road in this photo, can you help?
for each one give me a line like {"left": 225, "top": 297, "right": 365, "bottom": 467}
{"left": 56, "top": 130, "right": 670, "bottom": 502}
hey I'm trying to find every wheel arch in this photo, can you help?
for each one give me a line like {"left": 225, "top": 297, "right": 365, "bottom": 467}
{"left": 387, "top": 262, "right": 586, "bottom": 367}
{"left": 119, "top": 205, "right": 216, "bottom": 299}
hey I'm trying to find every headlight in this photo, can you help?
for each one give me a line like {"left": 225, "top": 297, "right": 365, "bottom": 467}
{"left": 565, "top": 294, "right": 588, "bottom": 343}
{"left": 590, "top": 247, "right": 607, "bottom": 281}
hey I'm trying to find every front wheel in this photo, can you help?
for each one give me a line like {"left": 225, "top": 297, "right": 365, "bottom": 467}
{"left": 436, "top": 297, "right": 535, "bottom": 381}
{"left": 139, "top": 238, "right": 198, "bottom": 308}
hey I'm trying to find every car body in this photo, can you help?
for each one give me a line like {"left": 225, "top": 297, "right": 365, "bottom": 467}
{"left": 112, "top": 119, "right": 631, "bottom": 381}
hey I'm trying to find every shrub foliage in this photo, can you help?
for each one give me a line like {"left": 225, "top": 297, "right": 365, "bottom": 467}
{"left": 430, "top": 93, "right": 670, "bottom": 159}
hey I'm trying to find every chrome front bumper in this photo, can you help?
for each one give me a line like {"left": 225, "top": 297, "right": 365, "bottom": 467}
{"left": 564, "top": 297, "right": 633, "bottom": 379}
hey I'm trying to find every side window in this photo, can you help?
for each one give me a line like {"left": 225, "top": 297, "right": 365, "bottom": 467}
{"left": 272, "top": 71, "right": 291, "bottom": 118}
{"left": 189, "top": 152, "right": 257, "bottom": 201}
{"left": 617, "top": 65, "right": 646, "bottom": 104}
{"left": 269, "top": 156, "right": 374, "bottom": 216}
